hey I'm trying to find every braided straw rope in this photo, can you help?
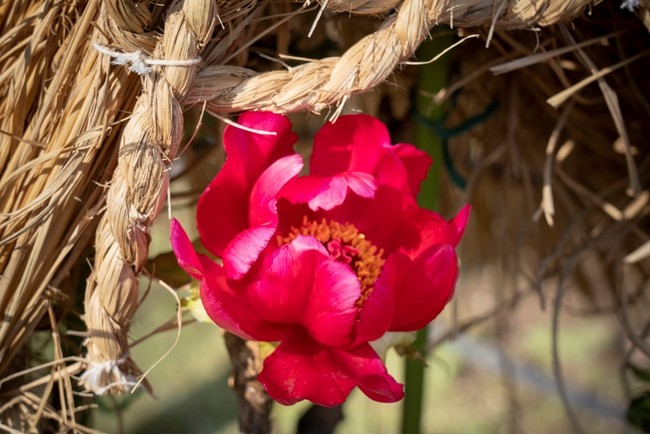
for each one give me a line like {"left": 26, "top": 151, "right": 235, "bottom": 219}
{"left": 81, "top": 0, "right": 215, "bottom": 394}
{"left": 187, "top": 0, "right": 596, "bottom": 115}
{"left": 79, "top": 0, "right": 595, "bottom": 394}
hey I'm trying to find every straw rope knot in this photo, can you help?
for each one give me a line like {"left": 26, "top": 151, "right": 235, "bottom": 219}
{"left": 93, "top": 41, "right": 203, "bottom": 76}
{"left": 81, "top": 0, "right": 216, "bottom": 395}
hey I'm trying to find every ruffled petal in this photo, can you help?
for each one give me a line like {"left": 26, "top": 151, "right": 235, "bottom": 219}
{"left": 310, "top": 115, "right": 429, "bottom": 197}
{"left": 397, "top": 203, "right": 471, "bottom": 259}
{"left": 310, "top": 114, "right": 389, "bottom": 176}
{"left": 258, "top": 336, "right": 403, "bottom": 406}
{"left": 197, "top": 255, "right": 286, "bottom": 341}
{"left": 304, "top": 259, "right": 360, "bottom": 347}
{"left": 249, "top": 154, "right": 303, "bottom": 226}
{"left": 326, "top": 185, "right": 405, "bottom": 254}
{"left": 246, "top": 237, "right": 325, "bottom": 325}
{"left": 222, "top": 155, "right": 306, "bottom": 280}
{"left": 351, "top": 254, "right": 397, "bottom": 345}
{"left": 197, "top": 112, "right": 298, "bottom": 257}
{"left": 342, "top": 172, "right": 377, "bottom": 199}
{"left": 281, "top": 172, "right": 377, "bottom": 212}
{"left": 358, "top": 372, "right": 405, "bottom": 403}
{"left": 390, "top": 143, "right": 432, "bottom": 197}
{"left": 173, "top": 213, "right": 287, "bottom": 340}
{"left": 337, "top": 343, "right": 403, "bottom": 403}
{"left": 290, "top": 234, "right": 329, "bottom": 255}
{"left": 222, "top": 225, "right": 276, "bottom": 280}
{"left": 447, "top": 204, "right": 471, "bottom": 247}
{"left": 170, "top": 219, "right": 203, "bottom": 280}
{"left": 258, "top": 335, "right": 356, "bottom": 406}
{"left": 389, "top": 244, "right": 458, "bottom": 331}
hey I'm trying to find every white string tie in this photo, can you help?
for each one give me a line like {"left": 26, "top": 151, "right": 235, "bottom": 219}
{"left": 93, "top": 41, "right": 202, "bottom": 75}
{"left": 620, "top": 0, "right": 640, "bottom": 11}
{"left": 79, "top": 356, "right": 139, "bottom": 395}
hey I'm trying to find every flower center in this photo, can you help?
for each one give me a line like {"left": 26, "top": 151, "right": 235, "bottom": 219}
{"left": 279, "top": 217, "right": 385, "bottom": 307}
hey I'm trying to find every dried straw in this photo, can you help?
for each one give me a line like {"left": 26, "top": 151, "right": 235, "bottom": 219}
{"left": 0, "top": 0, "right": 624, "bottom": 430}
{"left": 434, "top": 9, "right": 649, "bottom": 427}
{"left": 0, "top": 0, "right": 142, "bottom": 428}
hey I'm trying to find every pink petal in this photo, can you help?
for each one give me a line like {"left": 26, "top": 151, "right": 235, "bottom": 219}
{"left": 197, "top": 172, "right": 248, "bottom": 258}
{"left": 351, "top": 255, "right": 398, "bottom": 345}
{"left": 390, "top": 143, "right": 432, "bottom": 197}
{"left": 173, "top": 218, "right": 286, "bottom": 340}
{"left": 258, "top": 335, "right": 357, "bottom": 406}
{"left": 170, "top": 219, "right": 203, "bottom": 280}
{"left": 281, "top": 172, "right": 377, "bottom": 212}
{"left": 249, "top": 154, "right": 303, "bottom": 226}
{"left": 310, "top": 115, "right": 428, "bottom": 197}
{"left": 197, "top": 255, "right": 286, "bottom": 341}
{"left": 280, "top": 177, "right": 335, "bottom": 210}
{"left": 246, "top": 239, "right": 324, "bottom": 325}
{"left": 342, "top": 172, "right": 377, "bottom": 198}
{"left": 448, "top": 204, "right": 471, "bottom": 247}
{"left": 222, "top": 225, "right": 276, "bottom": 280}
{"left": 310, "top": 114, "right": 389, "bottom": 176}
{"left": 358, "top": 372, "right": 405, "bottom": 403}
{"left": 198, "top": 273, "right": 253, "bottom": 340}
{"left": 197, "top": 112, "right": 297, "bottom": 257}
{"left": 224, "top": 112, "right": 298, "bottom": 179}
{"left": 372, "top": 151, "right": 412, "bottom": 195}
{"left": 389, "top": 244, "right": 458, "bottom": 331}
{"left": 290, "top": 234, "right": 329, "bottom": 256}
{"left": 304, "top": 259, "right": 361, "bottom": 347}
{"left": 397, "top": 203, "right": 471, "bottom": 259}
{"left": 339, "top": 344, "right": 404, "bottom": 403}
{"left": 222, "top": 155, "right": 307, "bottom": 280}
{"left": 325, "top": 185, "right": 405, "bottom": 254}
{"left": 258, "top": 336, "right": 403, "bottom": 406}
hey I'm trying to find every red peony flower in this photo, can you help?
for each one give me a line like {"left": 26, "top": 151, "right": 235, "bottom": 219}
{"left": 171, "top": 112, "right": 469, "bottom": 406}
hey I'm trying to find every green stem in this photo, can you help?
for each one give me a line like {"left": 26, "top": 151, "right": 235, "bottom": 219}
{"left": 401, "top": 29, "right": 453, "bottom": 434}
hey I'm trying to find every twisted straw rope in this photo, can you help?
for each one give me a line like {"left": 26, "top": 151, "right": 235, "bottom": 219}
{"left": 186, "top": 0, "right": 596, "bottom": 115}
{"left": 81, "top": 0, "right": 215, "bottom": 394}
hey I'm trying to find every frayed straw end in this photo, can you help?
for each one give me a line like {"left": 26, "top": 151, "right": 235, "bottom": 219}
{"left": 79, "top": 357, "right": 148, "bottom": 396}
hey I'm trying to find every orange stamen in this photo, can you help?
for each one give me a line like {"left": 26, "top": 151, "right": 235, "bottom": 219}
{"left": 279, "top": 217, "right": 385, "bottom": 307}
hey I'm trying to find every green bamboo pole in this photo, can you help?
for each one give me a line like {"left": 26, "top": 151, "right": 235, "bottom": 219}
{"left": 401, "top": 29, "right": 454, "bottom": 434}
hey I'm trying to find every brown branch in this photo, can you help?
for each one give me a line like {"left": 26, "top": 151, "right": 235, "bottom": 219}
{"left": 223, "top": 333, "right": 272, "bottom": 434}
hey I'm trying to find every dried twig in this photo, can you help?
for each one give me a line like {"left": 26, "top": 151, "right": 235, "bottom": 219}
{"left": 223, "top": 333, "right": 272, "bottom": 434}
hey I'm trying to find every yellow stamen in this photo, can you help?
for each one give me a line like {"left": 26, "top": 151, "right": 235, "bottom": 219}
{"left": 279, "top": 217, "right": 385, "bottom": 307}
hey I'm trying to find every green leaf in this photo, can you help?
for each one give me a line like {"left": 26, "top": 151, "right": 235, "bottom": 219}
{"left": 179, "top": 283, "right": 212, "bottom": 323}
{"left": 145, "top": 238, "right": 211, "bottom": 288}
{"left": 629, "top": 364, "right": 650, "bottom": 383}
{"left": 627, "top": 392, "right": 650, "bottom": 432}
